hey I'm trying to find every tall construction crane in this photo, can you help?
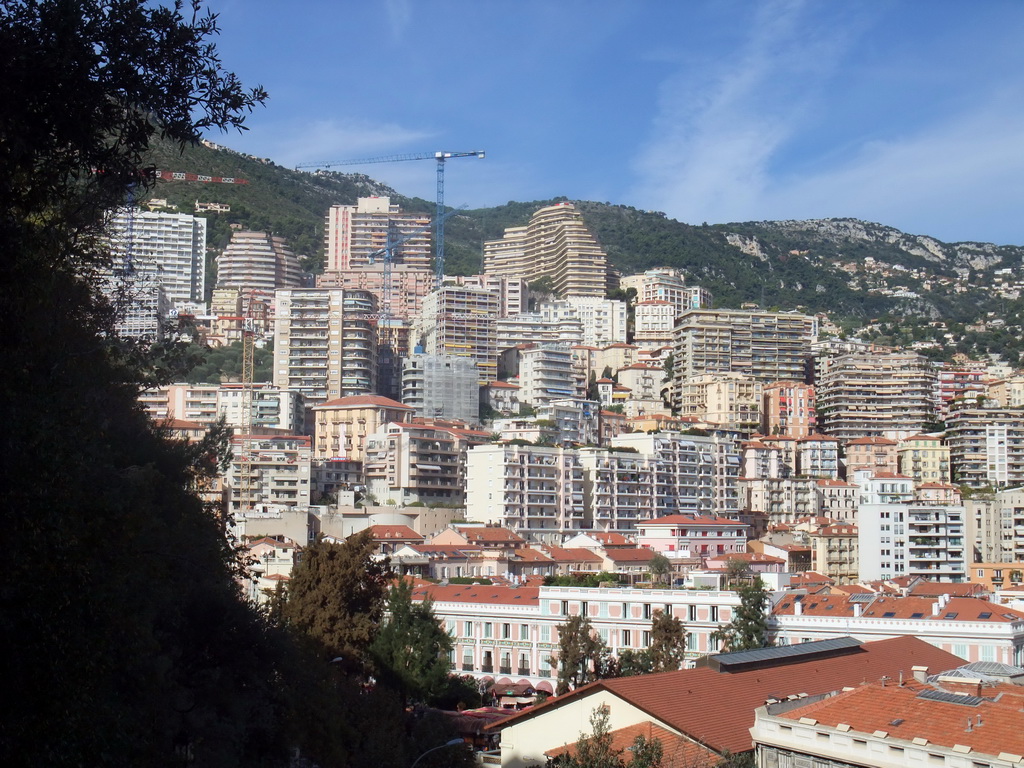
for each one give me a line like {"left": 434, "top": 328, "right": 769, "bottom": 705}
{"left": 296, "top": 150, "right": 485, "bottom": 288}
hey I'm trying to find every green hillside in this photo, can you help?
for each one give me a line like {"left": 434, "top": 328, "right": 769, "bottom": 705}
{"left": 140, "top": 139, "right": 1024, "bottom": 361}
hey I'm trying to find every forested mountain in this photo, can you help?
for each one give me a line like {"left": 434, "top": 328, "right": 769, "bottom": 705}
{"left": 144, "top": 139, "right": 1024, "bottom": 351}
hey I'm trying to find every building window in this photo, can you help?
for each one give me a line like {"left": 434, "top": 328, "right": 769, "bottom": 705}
{"left": 520, "top": 624, "right": 530, "bottom": 641}
{"left": 502, "top": 623, "right": 511, "bottom": 639}
{"left": 484, "top": 623, "right": 493, "bottom": 639}
{"left": 688, "top": 605, "right": 697, "bottom": 622}
{"left": 622, "top": 629, "right": 631, "bottom": 647}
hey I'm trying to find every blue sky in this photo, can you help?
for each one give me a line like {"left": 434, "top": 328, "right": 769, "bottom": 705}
{"left": 206, "top": 0, "right": 1024, "bottom": 246}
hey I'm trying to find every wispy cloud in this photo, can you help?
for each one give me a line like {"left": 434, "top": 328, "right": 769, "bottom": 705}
{"left": 630, "top": 2, "right": 1024, "bottom": 243}
{"left": 769, "top": 93, "right": 1024, "bottom": 243}
{"left": 385, "top": 0, "right": 413, "bottom": 42}
{"left": 250, "top": 118, "right": 436, "bottom": 170}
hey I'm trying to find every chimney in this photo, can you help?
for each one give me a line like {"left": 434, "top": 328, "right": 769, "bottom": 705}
{"left": 853, "top": 602, "right": 862, "bottom": 617}
{"left": 795, "top": 599, "right": 802, "bottom": 616}
{"left": 912, "top": 666, "right": 929, "bottom": 683}
{"left": 931, "top": 601, "right": 941, "bottom": 616}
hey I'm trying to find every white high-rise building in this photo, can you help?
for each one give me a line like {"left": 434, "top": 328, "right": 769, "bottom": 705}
{"left": 107, "top": 208, "right": 207, "bottom": 312}
{"left": 273, "top": 289, "right": 377, "bottom": 405}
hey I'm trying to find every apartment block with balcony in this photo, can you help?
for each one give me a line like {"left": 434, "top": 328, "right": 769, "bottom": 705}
{"left": 483, "top": 201, "right": 611, "bottom": 297}
{"left": 897, "top": 433, "right": 950, "bottom": 484}
{"left": 324, "top": 196, "right": 431, "bottom": 272}
{"left": 216, "top": 383, "right": 305, "bottom": 433}
{"left": 227, "top": 435, "right": 312, "bottom": 513}
{"left": 216, "top": 230, "right": 303, "bottom": 295}
{"left": 619, "top": 268, "right": 712, "bottom": 316}
{"left": 106, "top": 208, "right": 207, "bottom": 313}
{"left": 273, "top": 288, "right": 378, "bottom": 405}
{"left": 364, "top": 421, "right": 481, "bottom": 507}
{"left": 516, "top": 344, "right": 577, "bottom": 406}
{"left": 578, "top": 447, "right": 663, "bottom": 533}
{"left": 945, "top": 404, "right": 1024, "bottom": 488}
{"left": 671, "top": 309, "right": 815, "bottom": 410}
{"left": 610, "top": 432, "right": 741, "bottom": 518}
{"left": 633, "top": 300, "right": 676, "bottom": 348}
{"left": 677, "top": 373, "right": 763, "bottom": 434}
{"left": 808, "top": 523, "right": 859, "bottom": 583}
{"left": 312, "top": 394, "right": 413, "bottom": 463}
{"left": 858, "top": 502, "right": 967, "bottom": 582}
{"left": 816, "top": 351, "right": 937, "bottom": 441}
{"left": 761, "top": 380, "right": 816, "bottom": 438}
{"left": 466, "top": 443, "right": 586, "bottom": 542}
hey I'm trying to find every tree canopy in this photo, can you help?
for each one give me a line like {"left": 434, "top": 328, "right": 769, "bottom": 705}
{"left": 710, "top": 579, "right": 772, "bottom": 653}
{"left": 283, "top": 530, "right": 394, "bottom": 669}
{"left": 551, "top": 615, "right": 613, "bottom": 695}
{"left": 370, "top": 580, "right": 454, "bottom": 705}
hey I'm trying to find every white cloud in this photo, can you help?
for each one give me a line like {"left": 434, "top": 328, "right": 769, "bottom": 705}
{"left": 385, "top": 0, "right": 413, "bottom": 41}
{"left": 630, "top": 2, "right": 1024, "bottom": 243}
{"left": 236, "top": 118, "right": 436, "bottom": 170}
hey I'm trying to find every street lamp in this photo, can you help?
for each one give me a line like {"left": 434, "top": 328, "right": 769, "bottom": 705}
{"left": 410, "top": 738, "right": 464, "bottom": 768}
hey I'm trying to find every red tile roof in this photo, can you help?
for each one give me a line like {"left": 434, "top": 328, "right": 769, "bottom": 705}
{"left": 777, "top": 681, "right": 1024, "bottom": 758}
{"left": 492, "top": 636, "right": 966, "bottom": 755}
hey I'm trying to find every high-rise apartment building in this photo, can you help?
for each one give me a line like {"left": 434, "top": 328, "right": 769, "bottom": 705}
{"left": 483, "top": 202, "right": 610, "bottom": 297}
{"left": 466, "top": 443, "right": 586, "bottom": 542}
{"left": 324, "top": 197, "right": 431, "bottom": 272}
{"left": 671, "top": 309, "right": 816, "bottom": 409}
{"left": 945, "top": 404, "right": 1024, "bottom": 488}
{"left": 107, "top": 208, "right": 208, "bottom": 312}
{"left": 217, "top": 230, "right": 303, "bottom": 295}
{"left": 401, "top": 354, "right": 481, "bottom": 424}
{"left": 858, "top": 502, "right": 967, "bottom": 582}
{"left": 677, "top": 373, "right": 763, "bottom": 433}
{"left": 415, "top": 285, "right": 499, "bottom": 383}
{"left": 273, "top": 289, "right": 377, "bottom": 405}
{"left": 516, "top": 345, "right": 577, "bottom": 407}
{"left": 816, "top": 351, "right": 937, "bottom": 441}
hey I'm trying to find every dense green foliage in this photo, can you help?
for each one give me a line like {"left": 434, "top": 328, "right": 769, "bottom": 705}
{"left": 283, "top": 531, "right": 393, "bottom": 669}
{"left": 182, "top": 339, "right": 273, "bottom": 383}
{"left": 370, "top": 580, "right": 454, "bottom": 705}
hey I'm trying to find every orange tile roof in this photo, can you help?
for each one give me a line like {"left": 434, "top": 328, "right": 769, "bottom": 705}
{"left": 413, "top": 583, "right": 540, "bottom": 606}
{"left": 774, "top": 595, "right": 1024, "bottom": 623}
{"left": 314, "top": 394, "right": 413, "bottom": 410}
{"left": 605, "top": 548, "right": 657, "bottom": 563}
{"left": 818, "top": 524, "right": 858, "bottom": 536}
{"left": 368, "top": 524, "right": 423, "bottom": 541}
{"left": 513, "top": 548, "right": 554, "bottom": 564}
{"left": 543, "top": 546, "right": 604, "bottom": 563}
{"left": 455, "top": 526, "right": 526, "bottom": 544}
{"left": 908, "top": 581, "right": 988, "bottom": 598}
{"left": 492, "top": 636, "right": 966, "bottom": 755}
{"left": 846, "top": 436, "right": 897, "bottom": 445}
{"left": 777, "top": 681, "right": 1024, "bottom": 757}
{"left": 545, "top": 722, "right": 718, "bottom": 767}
